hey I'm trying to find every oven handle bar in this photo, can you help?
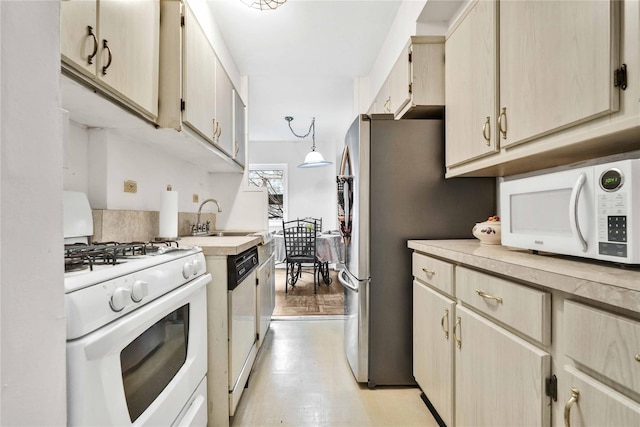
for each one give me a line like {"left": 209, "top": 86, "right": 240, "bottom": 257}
{"left": 82, "top": 273, "right": 211, "bottom": 360}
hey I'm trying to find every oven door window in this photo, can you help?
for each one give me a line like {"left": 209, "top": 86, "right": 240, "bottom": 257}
{"left": 121, "top": 304, "right": 190, "bottom": 422}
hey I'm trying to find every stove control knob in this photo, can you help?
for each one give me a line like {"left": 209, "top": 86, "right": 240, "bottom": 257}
{"left": 131, "top": 280, "right": 149, "bottom": 303}
{"left": 192, "top": 259, "right": 202, "bottom": 275}
{"left": 182, "top": 262, "right": 194, "bottom": 279}
{"left": 110, "top": 287, "right": 131, "bottom": 312}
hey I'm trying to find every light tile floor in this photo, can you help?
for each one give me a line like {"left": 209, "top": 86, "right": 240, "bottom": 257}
{"left": 230, "top": 319, "right": 439, "bottom": 427}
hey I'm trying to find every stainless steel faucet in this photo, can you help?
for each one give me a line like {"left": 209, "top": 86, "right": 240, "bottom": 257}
{"left": 192, "top": 198, "right": 222, "bottom": 235}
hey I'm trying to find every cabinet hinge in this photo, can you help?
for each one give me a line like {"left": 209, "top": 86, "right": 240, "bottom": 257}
{"left": 256, "top": 277, "right": 259, "bottom": 286}
{"left": 180, "top": 14, "right": 185, "bottom": 27}
{"left": 180, "top": 99, "right": 185, "bottom": 111}
{"left": 408, "top": 82, "right": 412, "bottom": 94}
{"left": 408, "top": 51, "right": 412, "bottom": 63}
{"left": 256, "top": 333, "right": 259, "bottom": 341}
{"left": 614, "top": 63, "right": 627, "bottom": 90}
{"left": 545, "top": 375, "right": 558, "bottom": 402}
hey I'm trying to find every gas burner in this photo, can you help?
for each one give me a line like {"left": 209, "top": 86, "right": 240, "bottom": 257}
{"left": 64, "top": 240, "right": 182, "bottom": 272}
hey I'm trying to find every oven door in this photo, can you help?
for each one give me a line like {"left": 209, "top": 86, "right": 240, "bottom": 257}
{"left": 67, "top": 274, "right": 210, "bottom": 427}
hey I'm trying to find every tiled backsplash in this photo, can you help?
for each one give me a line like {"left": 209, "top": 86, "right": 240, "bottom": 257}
{"left": 91, "top": 210, "right": 216, "bottom": 242}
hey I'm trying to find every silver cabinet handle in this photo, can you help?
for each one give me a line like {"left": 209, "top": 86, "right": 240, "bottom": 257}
{"left": 453, "top": 315, "right": 461, "bottom": 349}
{"left": 570, "top": 173, "right": 588, "bottom": 252}
{"left": 498, "top": 107, "right": 507, "bottom": 139}
{"left": 421, "top": 267, "right": 435, "bottom": 276}
{"left": 482, "top": 116, "right": 491, "bottom": 145}
{"left": 564, "top": 387, "right": 580, "bottom": 427}
{"left": 441, "top": 308, "right": 449, "bottom": 340}
{"left": 475, "top": 288, "right": 503, "bottom": 304}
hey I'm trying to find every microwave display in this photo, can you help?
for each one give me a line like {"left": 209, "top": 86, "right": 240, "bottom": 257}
{"left": 600, "top": 168, "right": 624, "bottom": 191}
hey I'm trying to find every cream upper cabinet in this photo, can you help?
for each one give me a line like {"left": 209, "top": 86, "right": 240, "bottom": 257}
{"left": 233, "top": 89, "right": 247, "bottom": 167}
{"left": 445, "top": 0, "right": 498, "bottom": 167}
{"left": 214, "top": 65, "right": 234, "bottom": 156}
{"left": 387, "top": 43, "right": 411, "bottom": 116}
{"left": 413, "top": 279, "right": 455, "bottom": 427}
{"left": 182, "top": 4, "right": 216, "bottom": 143}
{"left": 499, "top": 0, "right": 620, "bottom": 148}
{"left": 158, "top": 0, "right": 244, "bottom": 172}
{"left": 455, "top": 305, "right": 551, "bottom": 427}
{"left": 445, "top": 0, "right": 635, "bottom": 178}
{"left": 61, "top": 0, "right": 159, "bottom": 120}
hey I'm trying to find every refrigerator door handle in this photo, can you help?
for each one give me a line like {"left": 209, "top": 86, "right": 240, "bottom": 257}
{"left": 338, "top": 269, "right": 359, "bottom": 293}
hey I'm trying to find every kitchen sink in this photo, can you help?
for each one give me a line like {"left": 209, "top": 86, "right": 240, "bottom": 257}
{"left": 207, "top": 231, "right": 255, "bottom": 237}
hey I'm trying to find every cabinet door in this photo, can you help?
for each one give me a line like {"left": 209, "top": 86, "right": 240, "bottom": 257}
{"left": 60, "top": 0, "right": 97, "bottom": 77}
{"left": 413, "top": 280, "right": 455, "bottom": 427}
{"left": 499, "top": 0, "right": 619, "bottom": 148}
{"left": 389, "top": 42, "right": 411, "bottom": 116}
{"left": 182, "top": 5, "right": 216, "bottom": 143}
{"left": 98, "top": 0, "right": 159, "bottom": 118}
{"left": 455, "top": 305, "right": 551, "bottom": 426}
{"left": 563, "top": 366, "right": 640, "bottom": 426}
{"left": 445, "top": 0, "right": 499, "bottom": 167}
{"left": 233, "top": 89, "right": 247, "bottom": 167}
{"left": 215, "top": 63, "right": 234, "bottom": 156}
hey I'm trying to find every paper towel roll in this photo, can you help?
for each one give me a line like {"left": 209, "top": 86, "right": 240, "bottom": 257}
{"left": 159, "top": 186, "right": 178, "bottom": 239}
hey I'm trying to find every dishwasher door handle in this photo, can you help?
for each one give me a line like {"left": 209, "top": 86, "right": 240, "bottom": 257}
{"left": 338, "top": 269, "right": 359, "bottom": 293}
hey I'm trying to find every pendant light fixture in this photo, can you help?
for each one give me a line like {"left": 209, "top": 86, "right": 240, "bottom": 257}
{"left": 285, "top": 116, "right": 333, "bottom": 168}
{"left": 240, "top": 0, "right": 287, "bottom": 11}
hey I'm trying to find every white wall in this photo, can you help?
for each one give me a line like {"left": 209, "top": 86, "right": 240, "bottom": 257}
{"left": 249, "top": 140, "right": 338, "bottom": 232}
{"left": 0, "top": 2, "right": 66, "bottom": 425}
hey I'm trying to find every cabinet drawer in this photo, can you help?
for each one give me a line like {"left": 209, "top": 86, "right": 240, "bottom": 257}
{"left": 563, "top": 365, "right": 640, "bottom": 426}
{"left": 456, "top": 267, "right": 551, "bottom": 345}
{"left": 565, "top": 300, "right": 640, "bottom": 393}
{"left": 412, "top": 252, "right": 454, "bottom": 296}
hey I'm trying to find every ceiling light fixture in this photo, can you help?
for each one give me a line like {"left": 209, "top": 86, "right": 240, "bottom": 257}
{"left": 285, "top": 116, "right": 333, "bottom": 169}
{"left": 240, "top": 0, "right": 287, "bottom": 11}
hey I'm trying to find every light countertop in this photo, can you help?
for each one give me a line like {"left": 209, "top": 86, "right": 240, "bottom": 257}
{"left": 408, "top": 239, "right": 640, "bottom": 314}
{"left": 180, "top": 234, "right": 264, "bottom": 256}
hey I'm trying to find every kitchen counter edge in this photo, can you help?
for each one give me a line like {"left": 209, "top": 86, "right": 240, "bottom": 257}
{"left": 181, "top": 235, "right": 263, "bottom": 256}
{"left": 408, "top": 239, "right": 640, "bottom": 315}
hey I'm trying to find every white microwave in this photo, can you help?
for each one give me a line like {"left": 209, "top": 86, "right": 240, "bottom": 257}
{"left": 500, "top": 158, "right": 639, "bottom": 264}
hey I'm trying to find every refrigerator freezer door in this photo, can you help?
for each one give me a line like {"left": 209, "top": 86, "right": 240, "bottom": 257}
{"left": 338, "top": 269, "right": 368, "bottom": 383}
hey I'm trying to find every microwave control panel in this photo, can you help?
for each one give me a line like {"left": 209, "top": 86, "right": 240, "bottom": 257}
{"left": 597, "top": 167, "right": 627, "bottom": 258}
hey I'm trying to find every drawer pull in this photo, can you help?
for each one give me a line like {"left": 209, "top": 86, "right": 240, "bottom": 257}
{"left": 421, "top": 267, "right": 435, "bottom": 276}
{"left": 563, "top": 387, "right": 580, "bottom": 427}
{"left": 636, "top": 354, "right": 640, "bottom": 362}
{"left": 475, "top": 288, "right": 503, "bottom": 304}
{"left": 453, "top": 316, "right": 462, "bottom": 349}
{"left": 441, "top": 308, "right": 449, "bottom": 340}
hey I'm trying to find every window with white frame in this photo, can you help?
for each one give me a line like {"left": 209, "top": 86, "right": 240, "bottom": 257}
{"left": 248, "top": 164, "right": 287, "bottom": 230}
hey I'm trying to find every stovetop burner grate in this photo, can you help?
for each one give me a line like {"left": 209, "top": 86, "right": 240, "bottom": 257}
{"left": 64, "top": 240, "right": 180, "bottom": 272}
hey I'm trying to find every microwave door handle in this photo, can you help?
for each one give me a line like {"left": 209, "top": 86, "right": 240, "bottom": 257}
{"left": 570, "top": 173, "right": 588, "bottom": 252}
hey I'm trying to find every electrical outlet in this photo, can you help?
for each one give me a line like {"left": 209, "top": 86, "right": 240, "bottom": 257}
{"left": 193, "top": 194, "right": 199, "bottom": 203}
{"left": 124, "top": 180, "right": 137, "bottom": 193}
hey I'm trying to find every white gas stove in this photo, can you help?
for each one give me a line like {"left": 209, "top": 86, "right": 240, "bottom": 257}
{"left": 64, "top": 191, "right": 209, "bottom": 427}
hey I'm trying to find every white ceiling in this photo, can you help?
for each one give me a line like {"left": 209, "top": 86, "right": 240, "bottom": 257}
{"left": 206, "top": 0, "right": 462, "bottom": 146}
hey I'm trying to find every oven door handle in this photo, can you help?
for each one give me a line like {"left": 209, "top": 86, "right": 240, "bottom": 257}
{"left": 84, "top": 274, "right": 211, "bottom": 360}
{"left": 569, "top": 173, "right": 588, "bottom": 253}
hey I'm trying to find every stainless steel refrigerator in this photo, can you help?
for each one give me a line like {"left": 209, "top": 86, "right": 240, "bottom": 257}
{"left": 337, "top": 114, "right": 495, "bottom": 387}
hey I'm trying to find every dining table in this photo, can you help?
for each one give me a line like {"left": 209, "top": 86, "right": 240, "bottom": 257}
{"left": 274, "top": 230, "right": 345, "bottom": 265}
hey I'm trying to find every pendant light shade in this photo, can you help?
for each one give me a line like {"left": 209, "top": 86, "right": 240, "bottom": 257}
{"left": 298, "top": 150, "right": 332, "bottom": 168}
{"left": 285, "top": 116, "right": 333, "bottom": 169}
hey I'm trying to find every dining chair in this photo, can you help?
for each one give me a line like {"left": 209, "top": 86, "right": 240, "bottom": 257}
{"left": 303, "top": 217, "right": 332, "bottom": 285}
{"left": 282, "top": 218, "right": 321, "bottom": 293}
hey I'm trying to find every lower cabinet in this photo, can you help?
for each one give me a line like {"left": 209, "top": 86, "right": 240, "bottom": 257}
{"left": 562, "top": 365, "right": 640, "bottom": 426}
{"left": 454, "top": 305, "right": 551, "bottom": 426}
{"left": 413, "top": 280, "right": 455, "bottom": 426}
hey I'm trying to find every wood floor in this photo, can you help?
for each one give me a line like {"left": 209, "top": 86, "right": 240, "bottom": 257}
{"left": 273, "top": 267, "right": 344, "bottom": 317}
